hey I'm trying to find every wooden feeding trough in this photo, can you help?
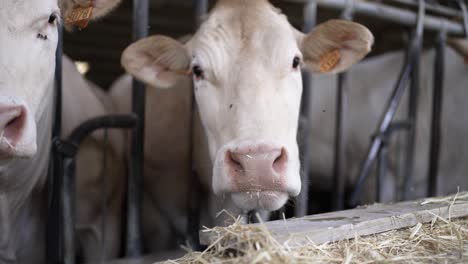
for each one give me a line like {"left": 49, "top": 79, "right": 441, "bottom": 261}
{"left": 166, "top": 192, "right": 468, "bottom": 263}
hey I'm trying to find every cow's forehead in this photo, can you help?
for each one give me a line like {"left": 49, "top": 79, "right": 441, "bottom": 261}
{"left": 194, "top": 0, "right": 292, "bottom": 47}
{"left": 2, "top": 0, "right": 58, "bottom": 30}
{"left": 188, "top": 0, "right": 297, "bottom": 77}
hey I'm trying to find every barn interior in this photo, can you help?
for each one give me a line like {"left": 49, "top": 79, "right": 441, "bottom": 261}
{"left": 57, "top": 0, "right": 468, "bottom": 262}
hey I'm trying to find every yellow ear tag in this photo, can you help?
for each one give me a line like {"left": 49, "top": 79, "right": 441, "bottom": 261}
{"left": 319, "top": 49, "right": 341, "bottom": 73}
{"left": 173, "top": 68, "right": 192, "bottom": 75}
{"left": 65, "top": 4, "right": 94, "bottom": 29}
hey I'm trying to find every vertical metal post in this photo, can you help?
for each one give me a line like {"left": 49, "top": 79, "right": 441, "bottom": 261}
{"left": 47, "top": 24, "right": 63, "bottom": 264}
{"left": 127, "top": 0, "right": 148, "bottom": 257}
{"left": 62, "top": 158, "right": 76, "bottom": 264}
{"left": 100, "top": 130, "right": 109, "bottom": 262}
{"left": 376, "top": 141, "right": 388, "bottom": 203}
{"left": 402, "top": 0, "right": 424, "bottom": 201}
{"left": 186, "top": 0, "right": 208, "bottom": 250}
{"left": 332, "top": 73, "right": 348, "bottom": 210}
{"left": 194, "top": 0, "right": 208, "bottom": 26}
{"left": 332, "top": 0, "right": 352, "bottom": 211}
{"left": 295, "top": 0, "right": 316, "bottom": 218}
{"left": 427, "top": 31, "right": 446, "bottom": 197}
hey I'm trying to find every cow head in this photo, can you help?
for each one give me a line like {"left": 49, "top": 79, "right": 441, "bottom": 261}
{"left": 0, "top": 0, "right": 120, "bottom": 161}
{"left": 122, "top": 0, "right": 373, "bottom": 211}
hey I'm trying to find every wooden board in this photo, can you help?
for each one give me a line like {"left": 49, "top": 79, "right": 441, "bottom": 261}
{"left": 200, "top": 193, "right": 468, "bottom": 246}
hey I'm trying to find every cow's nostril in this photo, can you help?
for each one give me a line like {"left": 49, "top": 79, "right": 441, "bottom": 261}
{"left": 3, "top": 109, "right": 26, "bottom": 146}
{"left": 227, "top": 151, "right": 244, "bottom": 172}
{"left": 272, "top": 148, "right": 287, "bottom": 173}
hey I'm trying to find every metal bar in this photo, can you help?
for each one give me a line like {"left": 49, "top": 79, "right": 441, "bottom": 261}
{"left": 67, "top": 116, "right": 137, "bottom": 146}
{"left": 459, "top": 0, "right": 468, "bottom": 37}
{"left": 186, "top": 0, "right": 209, "bottom": 250}
{"left": 332, "top": 73, "right": 348, "bottom": 210}
{"left": 384, "top": 0, "right": 462, "bottom": 19}
{"left": 402, "top": 0, "right": 424, "bottom": 201}
{"left": 62, "top": 158, "right": 76, "bottom": 264}
{"left": 427, "top": 31, "right": 446, "bottom": 197}
{"left": 292, "top": 0, "right": 465, "bottom": 36}
{"left": 376, "top": 142, "right": 388, "bottom": 203}
{"left": 100, "top": 129, "right": 109, "bottom": 262}
{"left": 332, "top": 0, "right": 352, "bottom": 211}
{"left": 349, "top": 60, "right": 412, "bottom": 206}
{"left": 295, "top": 0, "right": 316, "bottom": 218}
{"left": 127, "top": 0, "right": 149, "bottom": 257}
{"left": 46, "top": 24, "right": 63, "bottom": 264}
{"left": 194, "top": 0, "right": 208, "bottom": 26}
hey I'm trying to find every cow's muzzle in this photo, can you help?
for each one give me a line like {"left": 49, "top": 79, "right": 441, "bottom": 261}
{"left": 213, "top": 142, "right": 299, "bottom": 211}
{"left": 0, "top": 97, "right": 36, "bottom": 160}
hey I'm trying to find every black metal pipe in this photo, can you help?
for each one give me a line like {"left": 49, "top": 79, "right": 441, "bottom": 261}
{"left": 66, "top": 115, "right": 137, "bottom": 147}
{"left": 100, "top": 129, "right": 109, "bottom": 262}
{"left": 298, "top": 0, "right": 465, "bottom": 36}
{"left": 402, "top": 0, "right": 424, "bottom": 201}
{"left": 186, "top": 0, "right": 208, "bottom": 250}
{"left": 332, "top": 0, "right": 352, "bottom": 211}
{"left": 427, "top": 31, "right": 446, "bottom": 197}
{"left": 46, "top": 24, "right": 64, "bottom": 264}
{"left": 385, "top": 0, "right": 462, "bottom": 19}
{"left": 194, "top": 0, "right": 208, "bottom": 27}
{"left": 127, "top": 0, "right": 149, "bottom": 257}
{"left": 376, "top": 141, "right": 388, "bottom": 203}
{"left": 295, "top": 0, "right": 317, "bottom": 218}
{"left": 332, "top": 73, "right": 348, "bottom": 210}
{"left": 401, "top": 44, "right": 420, "bottom": 201}
{"left": 458, "top": 0, "right": 468, "bottom": 37}
{"left": 62, "top": 158, "right": 76, "bottom": 264}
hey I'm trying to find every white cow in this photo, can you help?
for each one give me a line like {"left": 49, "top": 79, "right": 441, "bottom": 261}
{"left": 110, "top": 0, "right": 373, "bottom": 252}
{"left": 308, "top": 45, "right": 468, "bottom": 203}
{"left": 0, "top": 0, "right": 121, "bottom": 262}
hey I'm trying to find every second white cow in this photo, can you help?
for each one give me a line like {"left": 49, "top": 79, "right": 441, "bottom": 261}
{"left": 111, "top": 0, "right": 373, "bottom": 252}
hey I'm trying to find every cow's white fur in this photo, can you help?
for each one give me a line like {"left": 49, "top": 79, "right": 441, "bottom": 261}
{"left": 0, "top": 0, "right": 122, "bottom": 262}
{"left": 121, "top": 0, "right": 373, "bottom": 211}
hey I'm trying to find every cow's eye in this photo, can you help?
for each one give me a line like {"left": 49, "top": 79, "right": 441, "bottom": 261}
{"left": 292, "top": 56, "right": 301, "bottom": 70}
{"left": 192, "top": 65, "right": 204, "bottom": 79}
{"left": 48, "top": 14, "right": 58, "bottom": 24}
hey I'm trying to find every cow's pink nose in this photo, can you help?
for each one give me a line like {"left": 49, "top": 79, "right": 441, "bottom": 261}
{"left": 0, "top": 105, "right": 26, "bottom": 148}
{"left": 225, "top": 146, "right": 288, "bottom": 192}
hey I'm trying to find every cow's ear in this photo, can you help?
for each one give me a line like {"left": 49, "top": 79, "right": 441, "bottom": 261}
{"left": 60, "top": 0, "right": 121, "bottom": 21}
{"left": 121, "top": 36, "right": 191, "bottom": 89}
{"left": 299, "top": 20, "right": 374, "bottom": 74}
